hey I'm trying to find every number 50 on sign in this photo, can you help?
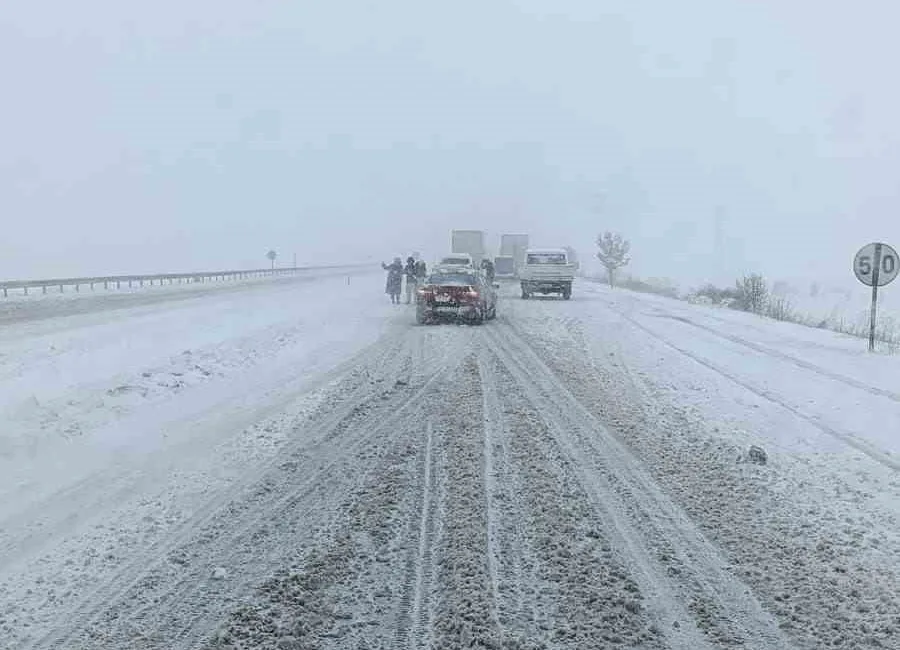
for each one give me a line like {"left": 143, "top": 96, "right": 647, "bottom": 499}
{"left": 854, "top": 242, "right": 899, "bottom": 287}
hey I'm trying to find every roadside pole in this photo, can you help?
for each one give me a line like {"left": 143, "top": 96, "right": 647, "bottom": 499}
{"left": 869, "top": 244, "right": 881, "bottom": 352}
{"left": 854, "top": 242, "right": 899, "bottom": 352}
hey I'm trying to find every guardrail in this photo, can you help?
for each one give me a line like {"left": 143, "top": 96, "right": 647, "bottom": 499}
{"left": 0, "top": 263, "right": 372, "bottom": 298}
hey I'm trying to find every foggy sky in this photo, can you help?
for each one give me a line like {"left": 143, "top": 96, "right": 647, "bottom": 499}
{"left": 3, "top": 0, "right": 900, "bottom": 288}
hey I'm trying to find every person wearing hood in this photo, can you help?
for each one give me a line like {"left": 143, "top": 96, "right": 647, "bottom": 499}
{"left": 404, "top": 256, "right": 418, "bottom": 304}
{"left": 381, "top": 257, "right": 404, "bottom": 304}
{"left": 481, "top": 257, "right": 495, "bottom": 282}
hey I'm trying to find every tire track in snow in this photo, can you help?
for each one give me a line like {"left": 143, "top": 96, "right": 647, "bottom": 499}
{"left": 477, "top": 350, "right": 533, "bottom": 633}
{"left": 428, "top": 356, "right": 503, "bottom": 649}
{"left": 477, "top": 355, "right": 504, "bottom": 632}
{"left": 114, "top": 350, "right": 454, "bottom": 649}
{"left": 484, "top": 323, "right": 797, "bottom": 650}
{"left": 483, "top": 339, "right": 663, "bottom": 648}
{"left": 197, "top": 337, "right": 468, "bottom": 650}
{"left": 189, "top": 336, "right": 463, "bottom": 650}
{"left": 394, "top": 417, "right": 438, "bottom": 650}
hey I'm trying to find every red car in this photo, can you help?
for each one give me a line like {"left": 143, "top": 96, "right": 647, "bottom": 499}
{"left": 415, "top": 270, "right": 498, "bottom": 325}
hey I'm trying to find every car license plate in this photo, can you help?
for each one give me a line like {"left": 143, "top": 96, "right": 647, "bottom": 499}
{"left": 435, "top": 294, "right": 452, "bottom": 303}
{"left": 435, "top": 306, "right": 457, "bottom": 313}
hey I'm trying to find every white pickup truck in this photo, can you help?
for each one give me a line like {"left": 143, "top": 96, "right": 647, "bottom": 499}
{"left": 520, "top": 248, "right": 575, "bottom": 300}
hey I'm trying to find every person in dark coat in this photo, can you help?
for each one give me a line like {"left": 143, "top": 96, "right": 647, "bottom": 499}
{"left": 404, "top": 256, "right": 417, "bottom": 304}
{"left": 415, "top": 259, "right": 427, "bottom": 281}
{"left": 382, "top": 257, "right": 403, "bottom": 304}
{"left": 481, "top": 258, "right": 495, "bottom": 282}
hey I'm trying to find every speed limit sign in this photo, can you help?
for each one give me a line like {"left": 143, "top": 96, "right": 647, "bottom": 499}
{"left": 854, "top": 242, "right": 900, "bottom": 287}
{"left": 854, "top": 242, "right": 898, "bottom": 352}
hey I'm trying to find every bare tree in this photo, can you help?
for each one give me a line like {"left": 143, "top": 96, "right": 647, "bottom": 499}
{"left": 736, "top": 273, "right": 768, "bottom": 314}
{"left": 266, "top": 250, "right": 277, "bottom": 270}
{"left": 596, "top": 231, "right": 631, "bottom": 287}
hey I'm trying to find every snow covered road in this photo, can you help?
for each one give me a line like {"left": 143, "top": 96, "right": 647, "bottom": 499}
{"left": 1, "top": 277, "right": 898, "bottom": 649}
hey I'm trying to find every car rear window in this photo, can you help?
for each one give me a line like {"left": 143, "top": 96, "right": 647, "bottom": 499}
{"left": 440, "top": 257, "right": 470, "bottom": 265}
{"left": 427, "top": 274, "right": 477, "bottom": 285}
{"left": 526, "top": 253, "right": 567, "bottom": 264}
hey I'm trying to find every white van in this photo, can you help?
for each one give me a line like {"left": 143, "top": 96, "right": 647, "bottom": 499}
{"left": 519, "top": 248, "right": 575, "bottom": 299}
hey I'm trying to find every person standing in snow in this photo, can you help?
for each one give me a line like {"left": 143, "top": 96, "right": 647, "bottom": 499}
{"left": 415, "top": 258, "right": 427, "bottom": 282}
{"left": 481, "top": 257, "right": 495, "bottom": 282}
{"left": 404, "top": 256, "right": 417, "bottom": 304}
{"left": 382, "top": 257, "right": 404, "bottom": 304}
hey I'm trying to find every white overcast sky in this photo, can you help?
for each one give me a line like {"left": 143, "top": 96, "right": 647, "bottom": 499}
{"left": 2, "top": 0, "right": 899, "bottom": 287}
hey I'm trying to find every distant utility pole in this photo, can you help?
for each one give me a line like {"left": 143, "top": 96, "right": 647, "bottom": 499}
{"left": 293, "top": 253, "right": 297, "bottom": 269}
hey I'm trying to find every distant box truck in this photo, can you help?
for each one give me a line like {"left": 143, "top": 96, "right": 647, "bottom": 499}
{"left": 500, "top": 234, "right": 530, "bottom": 275}
{"left": 451, "top": 230, "right": 486, "bottom": 266}
{"left": 493, "top": 255, "right": 516, "bottom": 278}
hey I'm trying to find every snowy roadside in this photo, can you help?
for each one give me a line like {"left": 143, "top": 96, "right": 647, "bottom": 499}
{"left": 0, "top": 271, "right": 398, "bottom": 579}
{"left": 0, "top": 270, "right": 383, "bottom": 480}
{"left": 577, "top": 281, "right": 900, "bottom": 459}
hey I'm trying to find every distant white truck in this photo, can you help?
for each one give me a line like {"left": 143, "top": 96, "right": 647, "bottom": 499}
{"left": 500, "top": 234, "right": 529, "bottom": 276}
{"left": 520, "top": 248, "right": 575, "bottom": 300}
{"left": 451, "top": 230, "right": 486, "bottom": 267}
{"left": 493, "top": 255, "right": 516, "bottom": 278}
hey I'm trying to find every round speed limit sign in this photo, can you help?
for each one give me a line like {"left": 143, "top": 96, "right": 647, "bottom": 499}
{"left": 854, "top": 242, "right": 900, "bottom": 287}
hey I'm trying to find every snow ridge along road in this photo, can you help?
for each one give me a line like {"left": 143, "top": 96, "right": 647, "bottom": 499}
{"left": 3, "top": 277, "right": 898, "bottom": 649}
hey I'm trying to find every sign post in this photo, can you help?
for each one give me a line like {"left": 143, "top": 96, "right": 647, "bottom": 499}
{"left": 854, "top": 242, "right": 899, "bottom": 351}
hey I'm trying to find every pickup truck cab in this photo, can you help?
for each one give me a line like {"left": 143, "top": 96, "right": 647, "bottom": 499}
{"left": 520, "top": 248, "right": 575, "bottom": 300}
